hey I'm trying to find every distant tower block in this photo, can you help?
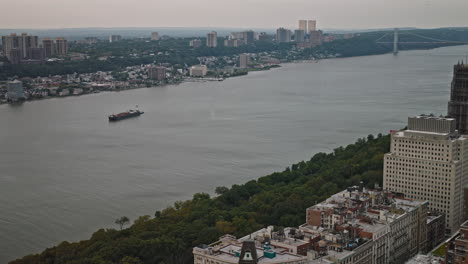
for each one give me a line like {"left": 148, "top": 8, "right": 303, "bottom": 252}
{"left": 448, "top": 62, "right": 468, "bottom": 134}
{"left": 393, "top": 28, "right": 399, "bottom": 55}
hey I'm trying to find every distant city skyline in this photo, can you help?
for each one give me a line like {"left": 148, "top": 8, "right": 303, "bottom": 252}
{"left": 1, "top": 0, "right": 468, "bottom": 29}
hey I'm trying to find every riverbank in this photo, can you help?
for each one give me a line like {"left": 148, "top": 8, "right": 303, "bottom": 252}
{"left": 0, "top": 64, "right": 284, "bottom": 105}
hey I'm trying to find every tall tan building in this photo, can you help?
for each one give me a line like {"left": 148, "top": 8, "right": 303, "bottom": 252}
{"left": 307, "top": 20, "right": 317, "bottom": 33}
{"left": 298, "top": 20, "right": 307, "bottom": 32}
{"left": 42, "top": 38, "right": 55, "bottom": 58}
{"left": 383, "top": 115, "right": 468, "bottom": 234}
{"left": 55, "top": 38, "right": 68, "bottom": 56}
{"left": 206, "top": 31, "right": 217, "bottom": 48}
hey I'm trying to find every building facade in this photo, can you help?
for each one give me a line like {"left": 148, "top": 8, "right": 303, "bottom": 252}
{"left": 448, "top": 63, "right": 468, "bottom": 135}
{"left": 151, "top": 32, "right": 159, "bottom": 41}
{"left": 148, "top": 66, "right": 166, "bottom": 81}
{"left": 42, "top": 38, "right": 55, "bottom": 58}
{"left": 465, "top": 187, "right": 468, "bottom": 221}
{"left": 55, "top": 38, "right": 68, "bottom": 56}
{"left": 189, "top": 39, "right": 202, "bottom": 48}
{"left": 190, "top": 65, "right": 208, "bottom": 77}
{"left": 239, "top": 54, "right": 250, "bottom": 69}
{"left": 7, "top": 80, "right": 24, "bottom": 101}
{"left": 2, "top": 33, "right": 39, "bottom": 62}
{"left": 309, "top": 30, "right": 323, "bottom": 46}
{"left": 446, "top": 220, "right": 468, "bottom": 264}
{"left": 383, "top": 115, "right": 468, "bottom": 234}
{"left": 294, "top": 30, "right": 305, "bottom": 43}
{"left": 298, "top": 20, "right": 307, "bottom": 32}
{"left": 307, "top": 20, "right": 317, "bottom": 33}
{"left": 193, "top": 233, "right": 309, "bottom": 264}
{"left": 276, "top": 28, "right": 292, "bottom": 43}
{"left": 207, "top": 31, "right": 218, "bottom": 48}
{"left": 109, "top": 35, "right": 122, "bottom": 43}
{"left": 304, "top": 187, "right": 429, "bottom": 264}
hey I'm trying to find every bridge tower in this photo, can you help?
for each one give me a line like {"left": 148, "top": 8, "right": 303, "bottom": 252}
{"left": 393, "top": 28, "right": 399, "bottom": 55}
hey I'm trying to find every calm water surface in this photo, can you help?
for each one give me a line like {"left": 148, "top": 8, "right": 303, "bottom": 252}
{"left": 1, "top": 45, "right": 467, "bottom": 262}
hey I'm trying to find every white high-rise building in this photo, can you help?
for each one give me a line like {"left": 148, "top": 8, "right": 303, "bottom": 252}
{"left": 383, "top": 115, "right": 468, "bottom": 234}
{"left": 206, "top": 31, "right": 217, "bottom": 48}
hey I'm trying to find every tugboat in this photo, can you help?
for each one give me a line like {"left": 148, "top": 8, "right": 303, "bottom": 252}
{"left": 108, "top": 109, "right": 144, "bottom": 122}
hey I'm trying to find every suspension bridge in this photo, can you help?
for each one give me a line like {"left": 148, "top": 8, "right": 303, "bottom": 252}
{"left": 375, "top": 28, "right": 468, "bottom": 55}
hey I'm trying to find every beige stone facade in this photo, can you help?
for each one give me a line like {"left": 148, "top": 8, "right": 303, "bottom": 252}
{"left": 384, "top": 116, "right": 468, "bottom": 234}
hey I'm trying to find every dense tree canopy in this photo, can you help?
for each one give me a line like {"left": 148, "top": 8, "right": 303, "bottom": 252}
{"left": 10, "top": 133, "right": 390, "bottom": 264}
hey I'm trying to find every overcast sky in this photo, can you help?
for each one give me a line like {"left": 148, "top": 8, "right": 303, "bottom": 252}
{"left": 2, "top": 0, "right": 468, "bottom": 29}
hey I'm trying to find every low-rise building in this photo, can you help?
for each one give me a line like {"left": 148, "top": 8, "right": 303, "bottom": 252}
{"left": 190, "top": 65, "right": 208, "bottom": 77}
{"left": 446, "top": 220, "right": 468, "bottom": 264}
{"left": 304, "top": 187, "right": 429, "bottom": 264}
{"left": 426, "top": 212, "right": 446, "bottom": 253}
{"left": 193, "top": 233, "right": 308, "bottom": 264}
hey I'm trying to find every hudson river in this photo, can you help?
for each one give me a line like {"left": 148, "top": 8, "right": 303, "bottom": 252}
{"left": 1, "top": 45, "right": 466, "bottom": 262}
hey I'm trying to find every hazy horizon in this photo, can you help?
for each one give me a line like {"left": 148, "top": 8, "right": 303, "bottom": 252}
{"left": 2, "top": 0, "right": 468, "bottom": 30}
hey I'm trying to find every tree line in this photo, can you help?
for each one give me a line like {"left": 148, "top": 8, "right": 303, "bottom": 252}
{"left": 10, "top": 133, "right": 390, "bottom": 264}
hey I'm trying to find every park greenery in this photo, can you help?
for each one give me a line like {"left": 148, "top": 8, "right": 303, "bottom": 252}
{"left": 2, "top": 28, "right": 468, "bottom": 80}
{"left": 10, "top": 133, "right": 390, "bottom": 264}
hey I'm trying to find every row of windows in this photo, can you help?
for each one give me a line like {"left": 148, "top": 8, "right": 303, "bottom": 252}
{"left": 385, "top": 180, "right": 451, "bottom": 191}
{"left": 386, "top": 158, "right": 453, "bottom": 167}
{"left": 394, "top": 140, "right": 451, "bottom": 148}
{"left": 385, "top": 171, "right": 452, "bottom": 182}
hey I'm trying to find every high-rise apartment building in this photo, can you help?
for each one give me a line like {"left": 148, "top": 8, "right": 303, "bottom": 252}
{"left": 55, "top": 38, "right": 68, "bottom": 56}
{"left": 148, "top": 66, "right": 166, "bottom": 81}
{"left": 294, "top": 30, "right": 305, "bottom": 43}
{"left": 298, "top": 20, "right": 307, "bottom": 32}
{"left": 109, "top": 35, "right": 122, "bottom": 43}
{"left": 26, "top": 47, "right": 45, "bottom": 63}
{"left": 7, "top": 80, "right": 24, "bottom": 101}
{"left": 206, "top": 31, "right": 217, "bottom": 48}
{"left": 309, "top": 30, "right": 323, "bottom": 46}
{"left": 258, "top": 32, "right": 271, "bottom": 42}
{"left": 42, "top": 38, "right": 55, "bottom": 58}
{"left": 151, "top": 32, "right": 159, "bottom": 41}
{"left": 189, "top": 39, "right": 202, "bottom": 48}
{"left": 276, "top": 28, "right": 292, "bottom": 43}
{"left": 448, "top": 63, "right": 468, "bottom": 135}
{"left": 2, "top": 33, "right": 39, "bottom": 61}
{"left": 308, "top": 20, "right": 317, "bottom": 33}
{"left": 242, "top": 30, "right": 255, "bottom": 44}
{"left": 239, "top": 54, "right": 250, "bottom": 68}
{"left": 383, "top": 115, "right": 468, "bottom": 234}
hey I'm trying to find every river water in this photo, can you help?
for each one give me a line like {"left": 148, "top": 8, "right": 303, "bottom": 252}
{"left": 1, "top": 45, "right": 467, "bottom": 262}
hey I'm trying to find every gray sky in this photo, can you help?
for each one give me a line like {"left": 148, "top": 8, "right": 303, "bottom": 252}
{"left": 2, "top": 0, "right": 468, "bottom": 29}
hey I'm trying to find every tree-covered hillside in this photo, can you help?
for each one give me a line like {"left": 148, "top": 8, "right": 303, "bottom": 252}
{"left": 10, "top": 134, "right": 390, "bottom": 264}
